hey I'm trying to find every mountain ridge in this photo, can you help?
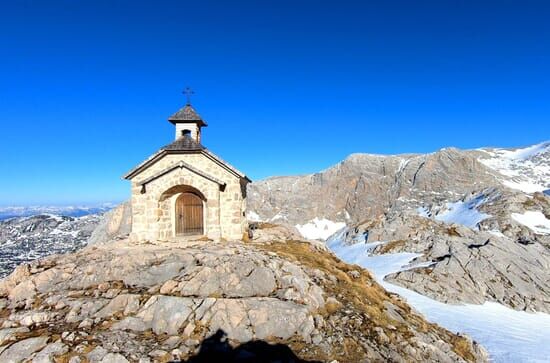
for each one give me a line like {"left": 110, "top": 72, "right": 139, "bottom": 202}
{"left": 0, "top": 204, "right": 116, "bottom": 221}
{"left": 248, "top": 141, "right": 550, "bottom": 314}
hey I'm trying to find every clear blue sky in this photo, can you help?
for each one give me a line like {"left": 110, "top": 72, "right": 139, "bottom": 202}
{"left": 1, "top": 1, "right": 549, "bottom": 205}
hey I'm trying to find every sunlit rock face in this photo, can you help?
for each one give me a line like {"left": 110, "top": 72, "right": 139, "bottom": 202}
{"left": 248, "top": 142, "right": 550, "bottom": 232}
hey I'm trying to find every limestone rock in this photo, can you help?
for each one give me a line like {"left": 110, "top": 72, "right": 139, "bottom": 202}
{"left": 87, "top": 202, "right": 132, "bottom": 245}
{"left": 100, "top": 353, "right": 129, "bottom": 363}
{"left": 95, "top": 294, "right": 141, "bottom": 319}
{"left": 86, "top": 346, "right": 108, "bottom": 362}
{"left": 137, "top": 295, "right": 194, "bottom": 335}
{"left": 0, "top": 336, "right": 49, "bottom": 363}
{"left": 32, "top": 341, "right": 68, "bottom": 363}
{"left": 0, "top": 238, "right": 487, "bottom": 362}
{"left": 0, "top": 327, "right": 29, "bottom": 345}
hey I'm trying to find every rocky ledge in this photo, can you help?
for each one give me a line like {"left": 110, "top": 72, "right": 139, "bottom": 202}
{"left": 0, "top": 232, "right": 487, "bottom": 362}
{"left": 339, "top": 191, "right": 550, "bottom": 314}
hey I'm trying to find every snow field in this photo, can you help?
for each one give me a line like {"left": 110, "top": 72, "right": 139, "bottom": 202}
{"left": 327, "top": 234, "right": 550, "bottom": 363}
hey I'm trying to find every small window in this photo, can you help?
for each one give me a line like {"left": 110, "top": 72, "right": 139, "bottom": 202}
{"left": 181, "top": 130, "right": 191, "bottom": 137}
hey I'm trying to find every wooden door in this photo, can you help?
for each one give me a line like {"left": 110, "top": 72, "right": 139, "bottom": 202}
{"left": 176, "top": 193, "right": 204, "bottom": 236}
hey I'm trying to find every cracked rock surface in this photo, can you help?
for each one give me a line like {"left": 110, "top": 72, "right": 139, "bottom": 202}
{"left": 342, "top": 192, "right": 550, "bottom": 313}
{"left": 0, "top": 237, "right": 487, "bottom": 362}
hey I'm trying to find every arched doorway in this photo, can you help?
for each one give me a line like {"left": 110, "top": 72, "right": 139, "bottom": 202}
{"left": 175, "top": 193, "right": 204, "bottom": 236}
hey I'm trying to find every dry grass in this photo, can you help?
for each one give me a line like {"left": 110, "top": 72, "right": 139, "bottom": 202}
{"left": 253, "top": 222, "right": 279, "bottom": 230}
{"left": 450, "top": 335, "right": 478, "bottom": 362}
{"left": 447, "top": 226, "right": 462, "bottom": 237}
{"left": 324, "top": 300, "right": 341, "bottom": 314}
{"left": 523, "top": 198, "right": 537, "bottom": 208}
{"left": 196, "top": 236, "right": 213, "bottom": 242}
{"left": 256, "top": 240, "right": 480, "bottom": 362}
{"left": 0, "top": 307, "right": 11, "bottom": 320}
{"left": 376, "top": 239, "right": 406, "bottom": 254}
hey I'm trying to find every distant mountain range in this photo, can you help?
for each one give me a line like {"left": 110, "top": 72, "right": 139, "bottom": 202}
{"left": 0, "top": 203, "right": 116, "bottom": 220}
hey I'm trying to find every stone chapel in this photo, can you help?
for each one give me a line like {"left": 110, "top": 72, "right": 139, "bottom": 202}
{"left": 123, "top": 98, "right": 250, "bottom": 242}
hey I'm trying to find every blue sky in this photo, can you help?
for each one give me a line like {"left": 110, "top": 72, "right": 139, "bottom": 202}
{"left": 0, "top": 1, "right": 549, "bottom": 205}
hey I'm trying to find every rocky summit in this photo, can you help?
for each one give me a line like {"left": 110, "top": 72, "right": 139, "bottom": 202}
{"left": 0, "top": 225, "right": 487, "bottom": 362}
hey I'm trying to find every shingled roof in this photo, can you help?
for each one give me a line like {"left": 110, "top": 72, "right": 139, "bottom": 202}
{"left": 168, "top": 104, "right": 208, "bottom": 126}
{"left": 123, "top": 134, "right": 250, "bottom": 182}
{"left": 161, "top": 134, "right": 205, "bottom": 152}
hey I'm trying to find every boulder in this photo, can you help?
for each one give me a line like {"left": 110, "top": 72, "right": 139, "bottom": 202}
{"left": 0, "top": 336, "right": 49, "bottom": 363}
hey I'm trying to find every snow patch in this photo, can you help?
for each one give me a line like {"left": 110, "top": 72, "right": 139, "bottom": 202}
{"left": 49, "top": 228, "right": 80, "bottom": 238}
{"left": 488, "top": 230, "right": 506, "bottom": 238}
{"left": 511, "top": 211, "right": 550, "bottom": 235}
{"left": 416, "top": 206, "right": 431, "bottom": 218}
{"left": 503, "top": 180, "right": 546, "bottom": 194}
{"left": 296, "top": 218, "right": 346, "bottom": 240}
{"left": 247, "top": 211, "right": 261, "bottom": 222}
{"left": 419, "top": 194, "right": 491, "bottom": 229}
{"left": 434, "top": 198, "right": 491, "bottom": 229}
{"left": 479, "top": 142, "right": 550, "bottom": 194}
{"left": 44, "top": 214, "right": 64, "bottom": 222}
{"left": 326, "top": 235, "right": 550, "bottom": 363}
{"left": 502, "top": 142, "right": 550, "bottom": 160}
{"left": 269, "top": 212, "right": 287, "bottom": 222}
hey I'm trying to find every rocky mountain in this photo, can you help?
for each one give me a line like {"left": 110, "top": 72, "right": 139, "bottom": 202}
{"left": 248, "top": 142, "right": 550, "bottom": 229}
{"left": 0, "top": 202, "right": 131, "bottom": 279}
{"left": 0, "top": 214, "right": 103, "bottom": 278}
{"left": 248, "top": 142, "right": 550, "bottom": 309}
{"left": 0, "top": 226, "right": 487, "bottom": 362}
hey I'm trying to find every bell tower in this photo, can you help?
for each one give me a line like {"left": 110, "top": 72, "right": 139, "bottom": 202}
{"left": 168, "top": 88, "right": 207, "bottom": 143}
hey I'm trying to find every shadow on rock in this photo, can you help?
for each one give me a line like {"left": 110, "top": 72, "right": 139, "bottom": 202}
{"left": 177, "top": 329, "right": 321, "bottom": 363}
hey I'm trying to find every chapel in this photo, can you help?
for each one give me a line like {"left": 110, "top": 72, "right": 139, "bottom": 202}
{"left": 124, "top": 95, "right": 250, "bottom": 242}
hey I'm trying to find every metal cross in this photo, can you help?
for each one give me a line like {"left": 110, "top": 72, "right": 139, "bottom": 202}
{"left": 183, "top": 87, "right": 194, "bottom": 105}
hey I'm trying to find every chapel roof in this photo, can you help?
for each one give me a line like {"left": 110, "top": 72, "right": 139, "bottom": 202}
{"left": 168, "top": 104, "right": 208, "bottom": 126}
{"left": 161, "top": 134, "right": 205, "bottom": 152}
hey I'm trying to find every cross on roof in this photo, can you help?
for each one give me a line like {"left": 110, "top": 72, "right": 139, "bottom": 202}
{"left": 183, "top": 87, "right": 194, "bottom": 105}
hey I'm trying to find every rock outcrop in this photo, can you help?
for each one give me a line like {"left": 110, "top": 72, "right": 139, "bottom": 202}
{"left": 88, "top": 202, "right": 132, "bottom": 245}
{"left": 0, "top": 231, "right": 487, "bottom": 362}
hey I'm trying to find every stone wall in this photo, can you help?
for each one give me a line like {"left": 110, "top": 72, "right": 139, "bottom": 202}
{"left": 129, "top": 153, "right": 247, "bottom": 242}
